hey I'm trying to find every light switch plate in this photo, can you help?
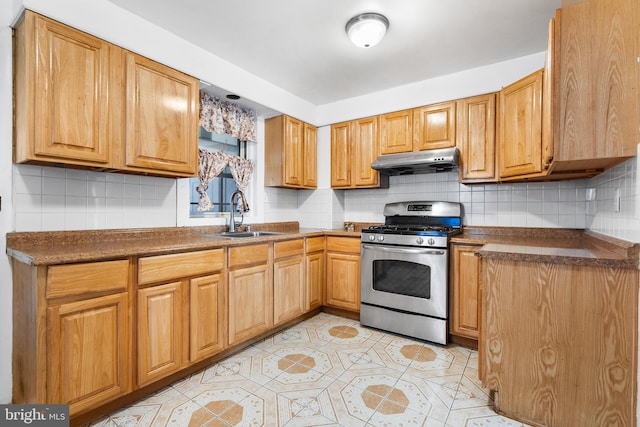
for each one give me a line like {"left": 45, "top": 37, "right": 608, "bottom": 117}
{"left": 614, "top": 188, "right": 621, "bottom": 212}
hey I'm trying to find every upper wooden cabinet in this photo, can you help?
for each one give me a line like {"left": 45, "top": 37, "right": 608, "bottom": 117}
{"left": 14, "top": 10, "right": 199, "bottom": 178}
{"left": 330, "top": 117, "right": 387, "bottom": 189}
{"left": 413, "top": 101, "right": 456, "bottom": 151}
{"left": 498, "top": 69, "right": 544, "bottom": 180}
{"left": 112, "top": 51, "right": 199, "bottom": 176}
{"left": 456, "top": 93, "right": 497, "bottom": 183}
{"left": 14, "top": 11, "right": 111, "bottom": 166}
{"left": 553, "top": 0, "right": 638, "bottom": 173}
{"left": 380, "top": 109, "right": 413, "bottom": 154}
{"left": 265, "top": 115, "right": 317, "bottom": 189}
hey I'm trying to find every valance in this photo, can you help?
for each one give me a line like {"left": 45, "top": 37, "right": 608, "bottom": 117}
{"left": 199, "top": 92, "right": 257, "bottom": 142}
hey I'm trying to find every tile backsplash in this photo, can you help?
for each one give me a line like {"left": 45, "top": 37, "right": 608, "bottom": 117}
{"left": 13, "top": 165, "right": 177, "bottom": 231}
{"left": 344, "top": 172, "right": 588, "bottom": 229}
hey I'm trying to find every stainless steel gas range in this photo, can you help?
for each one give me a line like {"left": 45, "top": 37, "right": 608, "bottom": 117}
{"left": 360, "top": 201, "right": 462, "bottom": 345}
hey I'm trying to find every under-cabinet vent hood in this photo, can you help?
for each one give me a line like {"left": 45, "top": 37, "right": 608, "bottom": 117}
{"left": 371, "top": 147, "right": 459, "bottom": 176}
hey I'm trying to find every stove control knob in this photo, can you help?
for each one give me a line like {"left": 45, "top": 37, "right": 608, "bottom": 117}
{"left": 416, "top": 237, "right": 424, "bottom": 245}
{"left": 368, "top": 235, "right": 375, "bottom": 241}
{"left": 427, "top": 238, "right": 435, "bottom": 246}
{"left": 377, "top": 235, "right": 384, "bottom": 242}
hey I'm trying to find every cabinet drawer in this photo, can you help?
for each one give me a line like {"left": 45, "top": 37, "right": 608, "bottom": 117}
{"left": 274, "top": 239, "right": 304, "bottom": 259}
{"left": 47, "top": 260, "right": 129, "bottom": 299}
{"left": 306, "top": 236, "right": 325, "bottom": 253}
{"left": 229, "top": 244, "right": 269, "bottom": 268}
{"left": 138, "top": 249, "right": 224, "bottom": 285}
{"left": 326, "top": 237, "right": 361, "bottom": 254}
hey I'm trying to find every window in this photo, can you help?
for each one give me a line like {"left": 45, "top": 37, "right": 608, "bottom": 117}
{"left": 189, "top": 127, "right": 247, "bottom": 216}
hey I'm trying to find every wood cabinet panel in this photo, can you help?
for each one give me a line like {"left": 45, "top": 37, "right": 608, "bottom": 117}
{"left": 326, "top": 236, "right": 361, "bottom": 253}
{"left": 122, "top": 52, "right": 198, "bottom": 176}
{"left": 413, "top": 101, "right": 456, "bottom": 151}
{"left": 330, "top": 121, "right": 351, "bottom": 187}
{"left": 189, "top": 274, "right": 226, "bottom": 362}
{"left": 353, "top": 116, "right": 380, "bottom": 187}
{"left": 14, "top": 11, "right": 111, "bottom": 166}
{"left": 138, "top": 249, "right": 223, "bottom": 285}
{"left": 380, "top": 109, "right": 413, "bottom": 154}
{"left": 306, "top": 236, "right": 325, "bottom": 253}
{"left": 47, "top": 292, "right": 129, "bottom": 413}
{"left": 273, "top": 256, "right": 305, "bottom": 325}
{"left": 228, "top": 263, "right": 272, "bottom": 346}
{"left": 137, "top": 282, "right": 184, "bottom": 386}
{"left": 265, "top": 115, "right": 317, "bottom": 189}
{"left": 450, "top": 245, "right": 481, "bottom": 339}
{"left": 326, "top": 252, "right": 360, "bottom": 312}
{"left": 46, "top": 260, "right": 128, "bottom": 299}
{"left": 457, "top": 94, "right": 497, "bottom": 182}
{"left": 305, "top": 251, "right": 324, "bottom": 311}
{"left": 498, "top": 69, "right": 544, "bottom": 179}
{"left": 482, "top": 258, "right": 638, "bottom": 426}
{"left": 274, "top": 239, "right": 304, "bottom": 259}
{"left": 228, "top": 244, "right": 269, "bottom": 268}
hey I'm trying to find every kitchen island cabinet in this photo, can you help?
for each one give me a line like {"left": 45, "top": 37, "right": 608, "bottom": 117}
{"left": 325, "top": 236, "right": 361, "bottom": 313}
{"left": 478, "top": 243, "right": 638, "bottom": 426}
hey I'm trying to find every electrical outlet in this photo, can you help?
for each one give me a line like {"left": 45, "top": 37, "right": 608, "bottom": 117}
{"left": 614, "top": 188, "right": 621, "bottom": 212}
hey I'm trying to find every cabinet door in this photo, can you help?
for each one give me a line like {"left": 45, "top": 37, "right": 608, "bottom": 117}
{"left": 413, "top": 101, "right": 456, "bottom": 151}
{"left": 137, "top": 282, "right": 184, "bottom": 386}
{"left": 303, "top": 123, "right": 318, "bottom": 188}
{"left": 21, "top": 12, "right": 110, "bottom": 165}
{"left": 450, "top": 245, "right": 481, "bottom": 339}
{"left": 47, "top": 293, "right": 129, "bottom": 414}
{"left": 228, "top": 264, "right": 272, "bottom": 346}
{"left": 457, "top": 94, "right": 497, "bottom": 182}
{"left": 353, "top": 116, "right": 380, "bottom": 187}
{"left": 123, "top": 52, "right": 198, "bottom": 176}
{"left": 306, "top": 251, "right": 325, "bottom": 311}
{"left": 283, "top": 116, "right": 304, "bottom": 187}
{"left": 190, "top": 274, "right": 226, "bottom": 362}
{"left": 326, "top": 252, "right": 360, "bottom": 312}
{"left": 273, "top": 256, "right": 305, "bottom": 325}
{"left": 331, "top": 122, "right": 352, "bottom": 187}
{"left": 380, "top": 109, "right": 413, "bottom": 154}
{"left": 498, "top": 69, "right": 544, "bottom": 179}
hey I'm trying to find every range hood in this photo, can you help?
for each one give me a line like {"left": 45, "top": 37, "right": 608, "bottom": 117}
{"left": 371, "top": 147, "right": 459, "bottom": 175}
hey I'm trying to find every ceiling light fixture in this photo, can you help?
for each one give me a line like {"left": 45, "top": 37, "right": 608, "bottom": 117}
{"left": 345, "top": 12, "right": 389, "bottom": 48}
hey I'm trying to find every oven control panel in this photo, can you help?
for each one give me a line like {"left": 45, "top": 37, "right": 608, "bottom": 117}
{"left": 362, "top": 232, "right": 447, "bottom": 248}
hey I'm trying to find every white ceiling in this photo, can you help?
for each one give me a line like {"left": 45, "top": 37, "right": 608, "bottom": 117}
{"left": 107, "top": 0, "right": 560, "bottom": 108}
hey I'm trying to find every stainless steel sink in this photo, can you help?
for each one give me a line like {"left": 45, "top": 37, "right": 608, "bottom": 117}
{"left": 203, "top": 231, "right": 285, "bottom": 239}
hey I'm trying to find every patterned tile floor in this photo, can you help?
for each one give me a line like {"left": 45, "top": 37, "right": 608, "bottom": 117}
{"left": 93, "top": 313, "right": 531, "bottom": 427}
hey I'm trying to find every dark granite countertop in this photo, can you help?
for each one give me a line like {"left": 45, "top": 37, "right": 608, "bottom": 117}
{"left": 6, "top": 222, "right": 366, "bottom": 266}
{"left": 452, "top": 226, "right": 639, "bottom": 269}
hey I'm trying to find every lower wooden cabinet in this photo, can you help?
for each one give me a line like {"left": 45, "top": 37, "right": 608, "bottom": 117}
{"left": 48, "top": 292, "right": 130, "bottom": 415}
{"left": 137, "top": 281, "right": 184, "bottom": 387}
{"left": 325, "top": 237, "right": 361, "bottom": 312}
{"left": 273, "top": 239, "right": 305, "bottom": 325}
{"left": 449, "top": 244, "right": 482, "bottom": 340}
{"left": 305, "top": 237, "right": 325, "bottom": 311}
{"left": 227, "top": 244, "right": 273, "bottom": 346}
{"left": 136, "top": 249, "right": 226, "bottom": 386}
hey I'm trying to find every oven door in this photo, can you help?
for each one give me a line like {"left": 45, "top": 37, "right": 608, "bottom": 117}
{"left": 360, "top": 243, "right": 448, "bottom": 319}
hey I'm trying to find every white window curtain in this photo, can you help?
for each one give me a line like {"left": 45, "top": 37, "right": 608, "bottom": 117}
{"left": 197, "top": 92, "right": 257, "bottom": 212}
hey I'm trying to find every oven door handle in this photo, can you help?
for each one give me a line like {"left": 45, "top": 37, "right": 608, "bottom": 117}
{"left": 362, "top": 244, "right": 446, "bottom": 256}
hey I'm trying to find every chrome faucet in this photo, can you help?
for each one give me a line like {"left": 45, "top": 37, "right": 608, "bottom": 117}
{"left": 229, "top": 190, "right": 248, "bottom": 233}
